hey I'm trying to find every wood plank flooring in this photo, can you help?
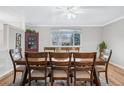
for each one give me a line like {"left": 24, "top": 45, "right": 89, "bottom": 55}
{"left": 105, "top": 64, "right": 124, "bottom": 85}
{"left": 0, "top": 63, "right": 124, "bottom": 86}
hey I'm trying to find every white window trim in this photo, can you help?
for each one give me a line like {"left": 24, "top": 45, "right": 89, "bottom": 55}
{"left": 51, "top": 29, "right": 81, "bottom": 47}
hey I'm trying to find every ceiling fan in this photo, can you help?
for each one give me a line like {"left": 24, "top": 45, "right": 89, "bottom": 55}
{"left": 55, "top": 6, "right": 85, "bottom": 19}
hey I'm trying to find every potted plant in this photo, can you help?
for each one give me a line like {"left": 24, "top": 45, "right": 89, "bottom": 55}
{"left": 26, "top": 29, "right": 32, "bottom": 33}
{"left": 98, "top": 41, "right": 107, "bottom": 58}
{"left": 26, "top": 29, "right": 36, "bottom": 33}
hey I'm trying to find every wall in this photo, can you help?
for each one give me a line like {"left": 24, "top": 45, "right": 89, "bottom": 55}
{"left": 82, "top": 27, "right": 102, "bottom": 51}
{"left": 0, "top": 11, "right": 25, "bottom": 78}
{"left": 30, "top": 26, "right": 103, "bottom": 52}
{"left": 0, "top": 8, "right": 25, "bottom": 29}
{"left": 31, "top": 23, "right": 124, "bottom": 69}
{"left": 3, "top": 24, "right": 25, "bottom": 50}
{"left": 103, "top": 19, "right": 124, "bottom": 68}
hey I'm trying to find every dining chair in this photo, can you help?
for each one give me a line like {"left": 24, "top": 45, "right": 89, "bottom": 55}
{"left": 55, "top": 47, "right": 67, "bottom": 53}
{"left": 73, "top": 52, "right": 96, "bottom": 86}
{"left": 44, "top": 47, "right": 55, "bottom": 52}
{"left": 49, "top": 52, "right": 71, "bottom": 86}
{"left": 96, "top": 49, "right": 112, "bottom": 84}
{"left": 60, "top": 47, "right": 69, "bottom": 52}
{"left": 44, "top": 47, "right": 55, "bottom": 69}
{"left": 9, "top": 48, "right": 25, "bottom": 83}
{"left": 25, "top": 52, "right": 48, "bottom": 85}
{"left": 68, "top": 47, "right": 80, "bottom": 53}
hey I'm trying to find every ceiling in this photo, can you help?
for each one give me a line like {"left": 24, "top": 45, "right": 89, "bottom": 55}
{"left": 1, "top": 6, "right": 124, "bottom": 26}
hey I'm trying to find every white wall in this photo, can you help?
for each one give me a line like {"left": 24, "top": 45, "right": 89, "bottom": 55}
{"left": 103, "top": 19, "right": 124, "bottom": 68}
{"left": 0, "top": 9, "right": 25, "bottom": 29}
{"left": 3, "top": 24, "right": 25, "bottom": 50}
{"left": 31, "top": 24, "right": 124, "bottom": 69}
{"left": 30, "top": 26, "right": 103, "bottom": 52}
{"left": 0, "top": 11, "right": 25, "bottom": 78}
{"left": 82, "top": 27, "right": 102, "bottom": 51}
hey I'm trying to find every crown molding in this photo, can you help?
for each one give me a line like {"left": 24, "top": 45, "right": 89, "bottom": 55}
{"left": 27, "top": 24, "right": 104, "bottom": 28}
{"left": 26, "top": 16, "right": 124, "bottom": 28}
{"left": 103, "top": 16, "right": 124, "bottom": 26}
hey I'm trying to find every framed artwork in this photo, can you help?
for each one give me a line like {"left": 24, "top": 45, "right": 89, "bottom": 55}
{"left": 16, "top": 33, "right": 21, "bottom": 48}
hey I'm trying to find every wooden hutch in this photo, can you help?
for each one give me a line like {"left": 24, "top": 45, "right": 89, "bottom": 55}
{"left": 25, "top": 32, "right": 39, "bottom": 52}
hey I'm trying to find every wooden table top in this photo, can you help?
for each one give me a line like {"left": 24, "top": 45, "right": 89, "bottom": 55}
{"left": 15, "top": 57, "right": 105, "bottom": 65}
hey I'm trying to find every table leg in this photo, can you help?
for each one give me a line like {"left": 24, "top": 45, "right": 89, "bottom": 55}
{"left": 19, "top": 66, "right": 28, "bottom": 86}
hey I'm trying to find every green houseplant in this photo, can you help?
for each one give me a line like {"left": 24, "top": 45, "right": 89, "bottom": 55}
{"left": 26, "top": 29, "right": 36, "bottom": 33}
{"left": 26, "top": 29, "right": 32, "bottom": 33}
{"left": 98, "top": 41, "right": 107, "bottom": 58}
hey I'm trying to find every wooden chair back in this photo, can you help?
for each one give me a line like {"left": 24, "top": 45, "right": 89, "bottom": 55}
{"left": 73, "top": 52, "right": 96, "bottom": 68}
{"left": 100, "top": 49, "right": 112, "bottom": 68}
{"left": 44, "top": 47, "right": 55, "bottom": 52}
{"left": 68, "top": 47, "right": 80, "bottom": 53}
{"left": 60, "top": 47, "right": 69, "bottom": 52}
{"left": 55, "top": 48, "right": 67, "bottom": 53}
{"left": 25, "top": 52, "right": 48, "bottom": 66}
{"left": 49, "top": 52, "right": 71, "bottom": 85}
{"left": 9, "top": 48, "right": 22, "bottom": 68}
{"left": 96, "top": 49, "right": 112, "bottom": 84}
{"left": 9, "top": 48, "right": 23, "bottom": 83}
{"left": 73, "top": 52, "right": 96, "bottom": 85}
{"left": 50, "top": 52, "right": 71, "bottom": 66}
{"left": 25, "top": 52, "right": 48, "bottom": 85}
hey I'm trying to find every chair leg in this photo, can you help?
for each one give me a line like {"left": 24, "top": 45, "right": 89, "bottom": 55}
{"left": 70, "top": 70, "right": 73, "bottom": 83}
{"left": 90, "top": 81, "right": 93, "bottom": 86}
{"left": 67, "top": 77, "right": 70, "bottom": 86}
{"left": 35, "top": 80, "right": 37, "bottom": 82}
{"left": 84, "top": 81, "right": 87, "bottom": 85}
{"left": 71, "top": 77, "right": 73, "bottom": 83}
{"left": 105, "top": 71, "right": 108, "bottom": 84}
{"left": 13, "top": 71, "right": 16, "bottom": 83}
{"left": 28, "top": 80, "right": 31, "bottom": 86}
{"left": 74, "top": 70, "right": 76, "bottom": 86}
{"left": 51, "top": 79, "right": 53, "bottom": 86}
{"left": 50, "top": 75, "right": 53, "bottom": 86}
{"left": 49, "top": 76, "right": 52, "bottom": 82}
{"left": 74, "top": 79, "right": 76, "bottom": 86}
{"left": 45, "top": 78, "right": 47, "bottom": 86}
{"left": 90, "top": 72, "right": 93, "bottom": 86}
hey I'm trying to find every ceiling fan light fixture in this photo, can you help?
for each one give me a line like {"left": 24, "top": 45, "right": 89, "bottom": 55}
{"left": 66, "top": 13, "right": 76, "bottom": 19}
{"left": 56, "top": 6, "right": 83, "bottom": 19}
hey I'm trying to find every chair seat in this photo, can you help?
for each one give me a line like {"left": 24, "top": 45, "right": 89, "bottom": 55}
{"left": 53, "top": 70, "right": 67, "bottom": 78}
{"left": 76, "top": 71, "right": 90, "bottom": 79}
{"left": 95, "top": 65, "right": 105, "bottom": 72}
{"left": 31, "top": 70, "right": 46, "bottom": 77}
{"left": 16, "top": 65, "right": 25, "bottom": 72}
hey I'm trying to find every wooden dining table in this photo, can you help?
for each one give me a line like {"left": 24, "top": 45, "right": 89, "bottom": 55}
{"left": 15, "top": 57, "right": 105, "bottom": 86}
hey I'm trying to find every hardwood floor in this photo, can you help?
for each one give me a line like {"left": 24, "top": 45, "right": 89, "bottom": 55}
{"left": 0, "top": 63, "right": 124, "bottom": 86}
{"left": 106, "top": 64, "right": 124, "bottom": 85}
{"left": 0, "top": 72, "right": 22, "bottom": 86}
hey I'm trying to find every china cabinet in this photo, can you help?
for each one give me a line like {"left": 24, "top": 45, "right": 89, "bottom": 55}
{"left": 25, "top": 32, "right": 39, "bottom": 52}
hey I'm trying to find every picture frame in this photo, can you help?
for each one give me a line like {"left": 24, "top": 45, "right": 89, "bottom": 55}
{"left": 16, "top": 33, "right": 21, "bottom": 48}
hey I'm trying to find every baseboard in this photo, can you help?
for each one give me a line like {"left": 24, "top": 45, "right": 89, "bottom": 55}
{"left": 0, "top": 69, "right": 13, "bottom": 80}
{"left": 110, "top": 62, "right": 124, "bottom": 70}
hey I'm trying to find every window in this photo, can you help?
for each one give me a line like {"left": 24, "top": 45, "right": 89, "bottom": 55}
{"left": 52, "top": 30, "right": 80, "bottom": 46}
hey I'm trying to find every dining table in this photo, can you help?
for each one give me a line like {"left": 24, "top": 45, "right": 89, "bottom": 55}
{"left": 15, "top": 57, "right": 105, "bottom": 86}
